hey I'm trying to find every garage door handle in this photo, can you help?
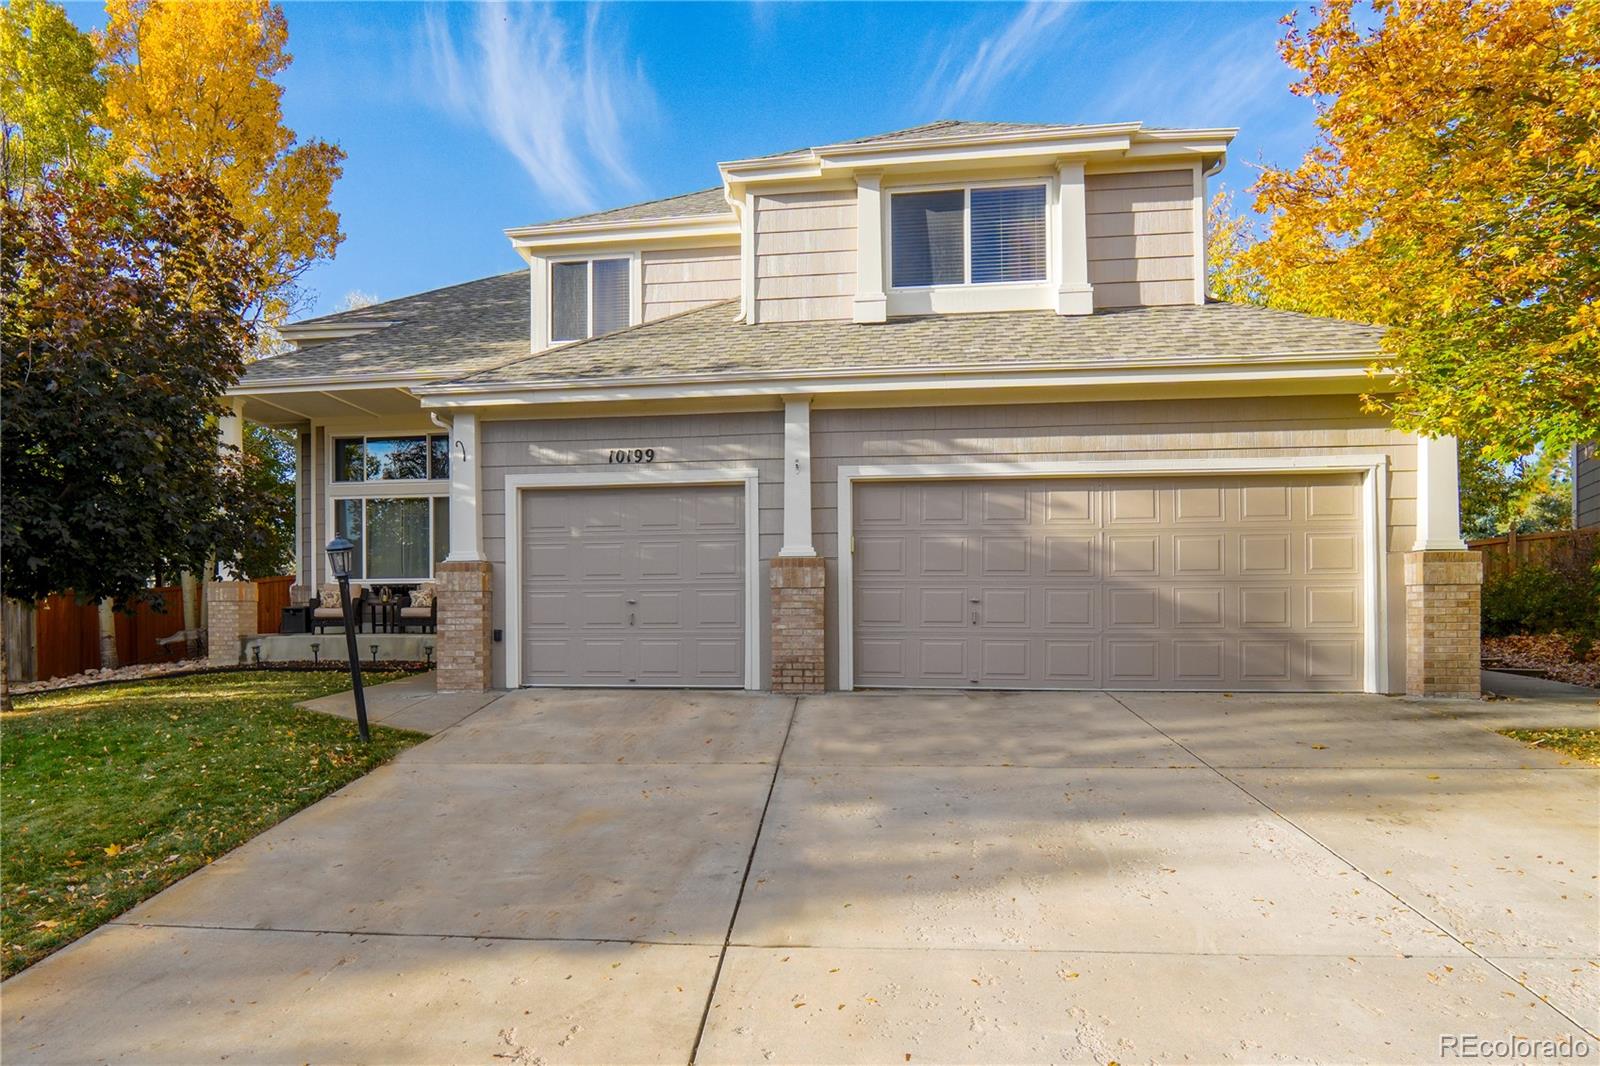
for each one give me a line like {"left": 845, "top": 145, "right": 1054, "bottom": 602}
{"left": 629, "top": 612, "right": 635, "bottom": 626}
{"left": 971, "top": 609, "right": 978, "bottom": 625}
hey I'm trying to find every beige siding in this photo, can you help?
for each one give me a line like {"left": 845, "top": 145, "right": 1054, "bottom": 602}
{"left": 642, "top": 247, "right": 739, "bottom": 322}
{"left": 1086, "top": 169, "right": 1196, "bottom": 309}
{"left": 811, "top": 396, "right": 1417, "bottom": 691}
{"left": 479, "top": 411, "right": 784, "bottom": 686}
{"left": 755, "top": 189, "right": 857, "bottom": 322}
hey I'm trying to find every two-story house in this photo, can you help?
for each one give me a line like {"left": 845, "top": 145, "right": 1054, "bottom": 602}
{"left": 224, "top": 120, "right": 1483, "bottom": 698}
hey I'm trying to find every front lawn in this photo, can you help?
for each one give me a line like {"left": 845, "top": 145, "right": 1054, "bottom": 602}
{"left": 1, "top": 670, "right": 425, "bottom": 977}
{"left": 1497, "top": 727, "right": 1600, "bottom": 766}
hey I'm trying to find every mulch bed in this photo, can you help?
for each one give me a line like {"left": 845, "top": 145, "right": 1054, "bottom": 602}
{"left": 1481, "top": 634, "right": 1600, "bottom": 690}
{"left": 12, "top": 660, "right": 430, "bottom": 698}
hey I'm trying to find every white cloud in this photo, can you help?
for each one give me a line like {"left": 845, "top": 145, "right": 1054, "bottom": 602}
{"left": 924, "top": 2, "right": 1076, "bottom": 116}
{"left": 422, "top": 2, "right": 651, "bottom": 211}
{"left": 1092, "top": 23, "right": 1292, "bottom": 129}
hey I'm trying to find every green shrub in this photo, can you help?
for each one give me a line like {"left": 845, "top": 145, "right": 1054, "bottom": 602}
{"left": 1482, "top": 559, "right": 1600, "bottom": 638}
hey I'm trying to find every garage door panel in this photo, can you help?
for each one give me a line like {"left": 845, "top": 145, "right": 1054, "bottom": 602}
{"left": 857, "top": 537, "right": 905, "bottom": 575}
{"left": 853, "top": 476, "right": 1364, "bottom": 691}
{"left": 981, "top": 587, "right": 1029, "bottom": 625}
{"left": 1044, "top": 639, "right": 1098, "bottom": 682}
{"left": 520, "top": 484, "right": 744, "bottom": 687}
{"left": 1044, "top": 587, "right": 1096, "bottom": 627}
{"left": 919, "top": 536, "right": 968, "bottom": 575}
{"left": 919, "top": 587, "right": 967, "bottom": 626}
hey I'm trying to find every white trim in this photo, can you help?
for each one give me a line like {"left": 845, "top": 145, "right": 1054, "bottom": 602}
{"left": 445, "top": 413, "right": 483, "bottom": 562}
{"left": 740, "top": 190, "right": 757, "bottom": 324}
{"left": 502, "top": 467, "right": 763, "bottom": 691}
{"left": 505, "top": 212, "right": 738, "bottom": 247}
{"left": 1191, "top": 161, "right": 1206, "bottom": 306}
{"left": 1412, "top": 434, "right": 1468, "bottom": 550}
{"left": 416, "top": 355, "right": 1382, "bottom": 406}
{"left": 1055, "top": 160, "right": 1092, "bottom": 315}
{"left": 779, "top": 397, "right": 815, "bottom": 557}
{"left": 852, "top": 174, "right": 887, "bottom": 324}
{"left": 835, "top": 455, "right": 1391, "bottom": 694}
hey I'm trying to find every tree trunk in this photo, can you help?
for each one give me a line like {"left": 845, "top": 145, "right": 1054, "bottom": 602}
{"left": 180, "top": 570, "right": 200, "bottom": 658}
{"left": 97, "top": 598, "right": 119, "bottom": 670}
{"left": 0, "top": 610, "right": 12, "bottom": 712}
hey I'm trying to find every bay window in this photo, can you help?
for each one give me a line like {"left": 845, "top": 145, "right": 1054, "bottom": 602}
{"left": 551, "top": 257, "right": 631, "bottom": 342}
{"left": 891, "top": 184, "right": 1047, "bottom": 288}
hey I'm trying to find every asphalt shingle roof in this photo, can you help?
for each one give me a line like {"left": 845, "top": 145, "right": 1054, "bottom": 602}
{"left": 445, "top": 299, "right": 1385, "bottom": 389}
{"left": 517, "top": 187, "right": 730, "bottom": 230}
{"left": 241, "top": 271, "right": 528, "bottom": 384}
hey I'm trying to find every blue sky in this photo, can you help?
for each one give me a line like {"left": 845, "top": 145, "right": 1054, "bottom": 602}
{"left": 66, "top": 1, "right": 1318, "bottom": 320}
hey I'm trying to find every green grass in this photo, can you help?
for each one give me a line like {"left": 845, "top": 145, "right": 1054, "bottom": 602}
{"left": 2, "top": 670, "right": 426, "bottom": 977}
{"left": 1497, "top": 727, "right": 1600, "bottom": 766}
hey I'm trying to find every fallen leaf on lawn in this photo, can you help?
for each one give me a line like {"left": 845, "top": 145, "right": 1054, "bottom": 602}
{"left": 103, "top": 844, "right": 122, "bottom": 857}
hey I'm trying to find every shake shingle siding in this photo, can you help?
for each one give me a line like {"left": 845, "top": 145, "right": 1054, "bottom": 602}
{"left": 1577, "top": 442, "right": 1600, "bottom": 529}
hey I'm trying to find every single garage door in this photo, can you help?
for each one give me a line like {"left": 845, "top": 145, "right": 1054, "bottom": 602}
{"left": 853, "top": 475, "right": 1365, "bottom": 691}
{"left": 521, "top": 484, "right": 745, "bottom": 687}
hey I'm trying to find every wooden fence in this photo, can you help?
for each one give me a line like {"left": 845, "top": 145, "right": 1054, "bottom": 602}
{"left": 4, "top": 576, "right": 295, "bottom": 683}
{"left": 1467, "top": 529, "right": 1599, "bottom": 582}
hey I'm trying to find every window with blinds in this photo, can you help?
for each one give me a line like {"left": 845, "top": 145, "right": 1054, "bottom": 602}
{"left": 889, "top": 184, "right": 1047, "bottom": 288}
{"left": 550, "top": 257, "right": 631, "bottom": 342}
{"left": 551, "top": 261, "right": 589, "bottom": 342}
{"left": 970, "top": 185, "right": 1046, "bottom": 283}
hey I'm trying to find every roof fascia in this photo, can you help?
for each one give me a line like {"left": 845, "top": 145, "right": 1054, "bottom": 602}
{"left": 228, "top": 372, "right": 450, "bottom": 395}
{"left": 504, "top": 212, "right": 738, "bottom": 251}
{"left": 415, "top": 352, "right": 1382, "bottom": 407}
{"left": 278, "top": 320, "right": 400, "bottom": 343}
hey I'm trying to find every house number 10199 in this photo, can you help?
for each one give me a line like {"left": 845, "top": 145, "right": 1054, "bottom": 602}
{"left": 607, "top": 448, "right": 656, "bottom": 464}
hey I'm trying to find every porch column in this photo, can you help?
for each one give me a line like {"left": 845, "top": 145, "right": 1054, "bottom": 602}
{"left": 853, "top": 174, "right": 887, "bottom": 324}
{"left": 290, "top": 428, "right": 311, "bottom": 604}
{"left": 437, "top": 412, "right": 492, "bottom": 691}
{"left": 772, "top": 396, "right": 824, "bottom": 693}
{"left": 216, "top": 398, "right": 245, "bottom": 581}
{"left": 1406, "top": 434, "right": 1481, "bottom": 698}
{"left": 1055, "top": 160, "right": 1093, "bottom": 316}
{"left": 207, "top": 398, "right": 256, "bottom": 663}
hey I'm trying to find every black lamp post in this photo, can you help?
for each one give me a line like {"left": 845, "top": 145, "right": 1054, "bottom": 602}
{"left": 325, "top": 535, "right": 370, "bottom": 743}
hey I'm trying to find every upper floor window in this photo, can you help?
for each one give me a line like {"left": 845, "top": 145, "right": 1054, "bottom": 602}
{"left": 551, "top": 257, "right": 631, "bottom": 342}
{"left": 891, "top": 184, "right": 1047, "bottom": 288}
{"left": 333, "top": 435, "right": 449, "bottom": 482}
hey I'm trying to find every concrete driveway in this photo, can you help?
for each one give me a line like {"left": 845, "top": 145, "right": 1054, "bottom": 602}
{"left": 4, "top": 685, "right": 1596, "bottom": 1064}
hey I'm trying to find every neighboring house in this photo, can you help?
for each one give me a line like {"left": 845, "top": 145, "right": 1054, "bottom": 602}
{"left": 1575, "top": 441, "right": 1600, "bottom": 529}
{"left": 228, "top": 119, "right": 1480, "bottom": 697}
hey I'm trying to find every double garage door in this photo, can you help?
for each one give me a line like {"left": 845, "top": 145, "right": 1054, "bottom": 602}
{"left": 852, "top": 475, "right": 1366, "bottom": 691}
{"left": 520, "top": 485, "right": 745, "bottom": 687}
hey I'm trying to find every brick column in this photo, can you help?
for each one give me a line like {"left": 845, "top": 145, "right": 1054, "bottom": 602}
{"left": 436, "top": 560, "right": 493, "bottom": 692}
{"left": 205, "top": 580, "right": 258, "bottom": 667}
{"left": 771, "top": 556, "right": 825, "bottom": 694}
{"left": 1405, "top": 550, "right": 1483, "bottom": 698}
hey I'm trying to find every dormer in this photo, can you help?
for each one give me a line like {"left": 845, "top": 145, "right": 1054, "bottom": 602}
{"left": 505, "top": 189, "right": 740, "bottom": 352}
{"left": 718, "top": 120, "right": 1234, "bottom": 324}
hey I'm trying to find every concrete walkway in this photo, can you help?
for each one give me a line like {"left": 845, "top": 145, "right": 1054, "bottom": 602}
{"left": 3, "top": 687, "right": 1596, "bottom": 1064}
{"left": 296, "top": 671, "right": 501, "bottom": 734}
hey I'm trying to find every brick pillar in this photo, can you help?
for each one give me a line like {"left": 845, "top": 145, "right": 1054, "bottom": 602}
{"left": 436, "top": 560, "right": 493, "bottom": 692}
{"left": 205, "top": 580, "right": 258, "bottom": 667}
{"left": 1405, "top": 550, "right": 1483, "bottom": 698}
{"left": 771, "top": 556, "right": 825, "bottom": 694}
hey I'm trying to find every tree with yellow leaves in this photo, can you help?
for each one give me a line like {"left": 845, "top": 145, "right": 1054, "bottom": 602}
{"left": 101, "top": 0, "right": 345, "bottom": 324}
{"left": 1243, "top": 0, "right": 1598, "bottom": 462}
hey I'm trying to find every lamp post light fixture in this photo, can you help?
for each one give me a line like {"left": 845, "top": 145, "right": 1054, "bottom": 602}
{"left": 325, "top": 535, "right": 370, "bottom": 743}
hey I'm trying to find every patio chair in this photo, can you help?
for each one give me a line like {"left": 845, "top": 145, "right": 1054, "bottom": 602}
{"left": 310, "top": 582, "right": 363, "bottom": 633}
{"left": 393, "top": 583, "right": 437, "bottom": 634}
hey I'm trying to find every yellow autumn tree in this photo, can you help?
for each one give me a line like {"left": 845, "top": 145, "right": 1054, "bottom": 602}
{"left": 101, "top": 0, "right": 344, "bottom": 323}
{"left": 1243, "top": 0, "right": 1599, "bottom": 461}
